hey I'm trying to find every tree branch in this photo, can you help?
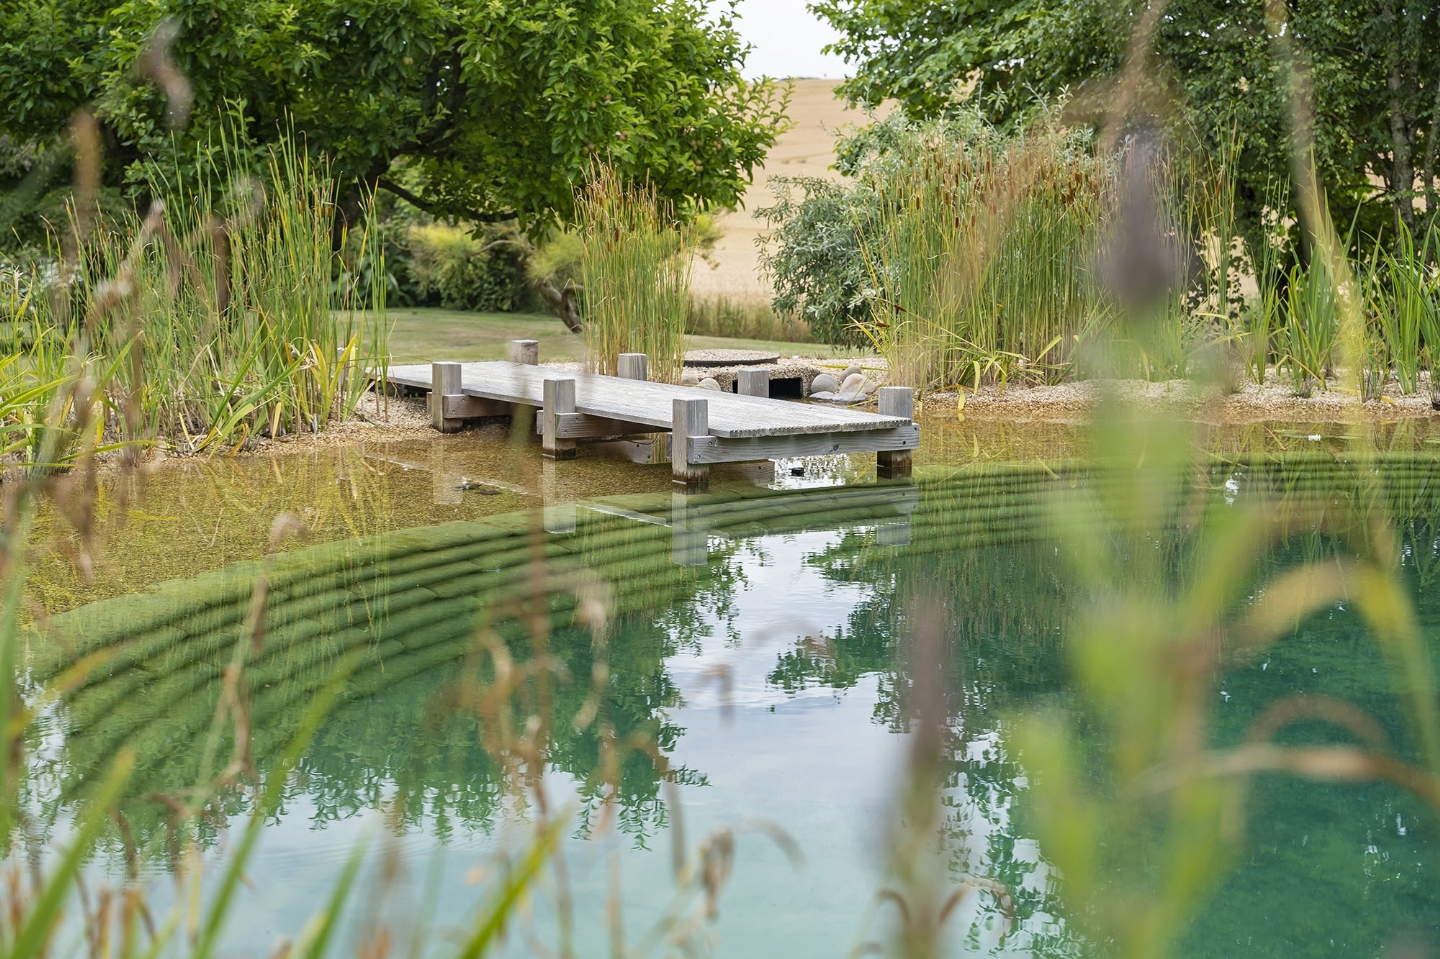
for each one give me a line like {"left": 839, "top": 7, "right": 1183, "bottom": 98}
{"left": 377, "top": 178, "right": 517, "bottom": 224}
{"left": 535, "top": 278, "right": 584, "bottom": 333}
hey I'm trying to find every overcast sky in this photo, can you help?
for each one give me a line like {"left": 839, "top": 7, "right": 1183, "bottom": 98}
{"left": 719, "top": 0, "right": 850, "bottom": 79}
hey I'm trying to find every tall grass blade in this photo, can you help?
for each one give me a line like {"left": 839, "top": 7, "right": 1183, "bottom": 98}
{"left": 4, "top": 750, "right": 136, "bottom": 959}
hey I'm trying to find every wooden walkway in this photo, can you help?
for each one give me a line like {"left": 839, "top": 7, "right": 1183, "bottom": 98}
{"left": 384, "top": 344, "right": 917, "bottom": 486}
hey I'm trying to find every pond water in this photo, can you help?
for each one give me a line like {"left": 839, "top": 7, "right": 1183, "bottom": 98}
{"left": 20, "top": 415, "right": 1440, "bottom": 957}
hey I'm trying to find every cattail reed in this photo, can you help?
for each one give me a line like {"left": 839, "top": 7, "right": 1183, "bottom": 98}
{"left": 575, "top": 164, "right": 690, "bottom": 383}
{"left": 858, "top": 120, "right": 1112, "bottom": 394}
{"left": 1, "top": 127, "right": 387, "bottom": 466}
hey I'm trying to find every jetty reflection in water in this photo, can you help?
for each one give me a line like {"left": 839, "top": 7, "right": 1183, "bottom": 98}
{"left": 24, "top": 455, "right": 1440, "bottom": 956}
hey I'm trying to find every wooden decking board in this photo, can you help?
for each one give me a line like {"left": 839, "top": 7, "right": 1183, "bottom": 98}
{"left": 690, "top": 426, "right": 921, "bottom": 464}
{"left": 385, "top": 362, "right": 911, "bottom": 439}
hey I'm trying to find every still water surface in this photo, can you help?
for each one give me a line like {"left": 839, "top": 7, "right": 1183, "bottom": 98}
{"left": 23, "top": 420, "right": 1440, "bottom": 956}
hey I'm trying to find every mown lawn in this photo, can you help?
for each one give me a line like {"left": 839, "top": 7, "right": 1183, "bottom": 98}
{"left": 377, "top": 307, "right": 848, "bottom": 363}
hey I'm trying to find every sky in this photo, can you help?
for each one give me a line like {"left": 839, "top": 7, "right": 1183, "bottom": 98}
{"left": 718, "top": 0, "right": 850, "bottom": 79}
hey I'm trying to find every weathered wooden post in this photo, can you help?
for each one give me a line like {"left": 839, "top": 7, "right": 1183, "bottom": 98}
{"left": 671, "top": 397, "right": 709, "bottom": 488}
{"left": 542, "top": 377, "right": 577, "bottom": 459}
{"left": 510, "top": 339, "right": 539, "bottom": 365}
{"left": 877, "top": 386, "right": 914, "bottom": 479}
{"left": 617, "top": 353, "right": 648, "bottom": 381}
{"left": 737, "top": 367, "right": 770, "bottom": 397}
{"left": 615, "top": 352, "right": 667, "bottom": 464}
{"left": 431, "top": 361, "right": 464, "bottom": 433}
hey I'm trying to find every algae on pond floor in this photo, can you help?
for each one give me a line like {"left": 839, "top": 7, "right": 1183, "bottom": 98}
{"left": 27, "top": 412, "right": 1440, "bottom": 617}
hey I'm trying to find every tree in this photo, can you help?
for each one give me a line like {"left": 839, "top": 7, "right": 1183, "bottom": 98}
{"left": 0, "top": 0, "right": 789, "bottom": 237}
{"left": 811, "top": 0, "right": 1440, "bottom": 248}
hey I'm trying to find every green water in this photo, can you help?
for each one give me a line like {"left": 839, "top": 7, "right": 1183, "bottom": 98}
{"left": 20, "top": 428, "right": 1440, "bottom": 956}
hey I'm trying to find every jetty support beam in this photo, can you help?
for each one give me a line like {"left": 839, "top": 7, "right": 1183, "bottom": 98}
{"left": 613, "top": 352, "right": 668, "bottom": 464}
{"left": 542, "top": 377, "right": 578, "bottom": 459}
{"left": 617, "top": 353, "right": 648, "bottom": 381}
{"left": 737, "top": 367, "right": 770, "bottom": 397}
{"left": 672, "top": 397, "right": 710, "bottom": 488}
{"left": 511, "top": 339, "right": 539, "bottom": 365}
{"left": 877, "top": 387, "right": 914, "bottom": 479}
{"left": 431, "top": 362, "right": 464, "bottom": 433}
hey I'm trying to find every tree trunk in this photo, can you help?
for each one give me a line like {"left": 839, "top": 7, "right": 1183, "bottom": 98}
{"left": 1384, "top": 0, "right": 1416, "bottom": 235}
{"left": 1422, "top": 83, "right": 1440, "bottom": 219}
{"left": 537, "top": 279, "right": 584, "bottom": 333}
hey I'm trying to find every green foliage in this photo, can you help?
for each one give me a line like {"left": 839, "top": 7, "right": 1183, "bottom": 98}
{"left": 767, "top": 106, "right": 1440, "bottom": 398}
{"left": 576, "top": 165, "right": 690, "bottom": 382}
{"left": 757, "top": 175, "right": 877, "bottom": 348}
{"left": 396, "top": 222, "right": 529, "bottom": 313}
{"left": 812, "top": 0, "right": 1440, "bottom": 253}
{"left": 527, "top": 230, "right": 585, "bottom": 294}
{"left": 0, "top": 0, "right": 790, "bottom": 235}
{"left": 2, "top": 131, "right": 387, "bottom": 464}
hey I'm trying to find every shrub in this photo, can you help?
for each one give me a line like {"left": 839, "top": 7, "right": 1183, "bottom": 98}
{"left": 398, "top": 222, "right": 529, "bottom": 313}
{"left": 757, "top": 175, "right": 877, "bottom": 348}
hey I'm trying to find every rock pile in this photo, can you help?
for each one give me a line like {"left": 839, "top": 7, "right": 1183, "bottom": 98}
{"left": 809, "top": 364, "right": 880, "bottom": 404}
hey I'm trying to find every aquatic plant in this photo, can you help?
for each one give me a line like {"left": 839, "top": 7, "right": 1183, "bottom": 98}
{"left": 768, "top": 102, "right": 1440, "bottom": 400}
{"left": 856, "top": 116, "right": 1109, "bottom": 392}
{"left": 0, "top": 124, "right": 387, "bottom": 467}
{"left": 576, "top": 164, "right": 691, "bottom": 383}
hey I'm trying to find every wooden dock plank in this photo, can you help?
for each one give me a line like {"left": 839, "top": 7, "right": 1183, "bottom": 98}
{"left": 385, "top": 361, "right": 911, "bottom": 439}
{"left": 690, "top": 425, "right": 920, "bottom": 464}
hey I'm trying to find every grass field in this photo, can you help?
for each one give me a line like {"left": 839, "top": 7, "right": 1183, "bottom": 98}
{"left": 380, "top": 308, "right": 847, "bottom": 363}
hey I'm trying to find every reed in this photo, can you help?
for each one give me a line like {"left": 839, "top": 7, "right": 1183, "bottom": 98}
{"left": 1365, "top": 224, "right": 1439, "bottom": 398}
{"left": 1282, "top": 254, "right": 1339, "bottom": 396}
{"left": 575, "top": 164, "right": 690, "bottom": 383}
{"left": 858, "top": 120, "right": 1115, "bottom": 392}
{"left": 112, "top": 130, "right": 386, "bottom": 448}
{"left": 686, "top": 294, "right": 814, "bottom": 343}
{"left": 1, "top": 130, "right": 386, "bottom": 467}
{"left": 1241, "top": 178, "right": 1291, "bottom": 386}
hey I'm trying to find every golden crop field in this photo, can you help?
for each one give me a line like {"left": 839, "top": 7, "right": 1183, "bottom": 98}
{"left": 690, "top": 78, "right": 891, "bottom": 303}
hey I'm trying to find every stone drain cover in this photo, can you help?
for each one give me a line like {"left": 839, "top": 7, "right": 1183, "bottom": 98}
{"left": 682, "top": 349, "right": 780, "bottom": 368}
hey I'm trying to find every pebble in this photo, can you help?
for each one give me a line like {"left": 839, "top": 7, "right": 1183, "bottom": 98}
{"left": 680, "top": 370, "right": 700, "bottom": 386}
{"left": 809, "top": 372, "right": 841, "bottom": 394}
{"left": 840, "top": 373, "right": 873, "bottom": 395}
{"left": 808, "top": 390, "right": 870, "bottom": 405}
{"left": 697, "top": 377, "right": 722, "bottom": 391}
{"left": 841, "top": 365, "right": 863, "bottom": 381}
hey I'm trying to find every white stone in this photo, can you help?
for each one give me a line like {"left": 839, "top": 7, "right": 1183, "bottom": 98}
{"left": 808, "top": 390, "right": 869, "bottom": 405}
{"left": 697, "top": 377, "right": 722, "bottom": 391}
{"left": 840, "top": 373, "right": 873, "bottom": 395}
{"left": 809, "top": 373, "right": 840, "bottom": 394}
{"left": 841, "top": 364, "right": 863, "bottom": 381}
{"left": 680, "top": 370, "right": 700, "bottom": 386}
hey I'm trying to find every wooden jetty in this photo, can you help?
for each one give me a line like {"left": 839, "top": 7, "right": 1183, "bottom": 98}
{"left": 383, "top": 341, "right": 918, "bottom": 486}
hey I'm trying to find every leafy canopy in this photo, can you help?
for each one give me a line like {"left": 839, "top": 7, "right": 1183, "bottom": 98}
{"left": 811, "top": 0, "right": 1440, "bottom": 246}
{"left": 0, "top": 0, "right": 789, "bottom": 234}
